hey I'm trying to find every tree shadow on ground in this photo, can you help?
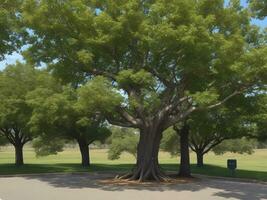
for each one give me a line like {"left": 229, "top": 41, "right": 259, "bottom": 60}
{"left": 20, "top": 172, "right": 267, "bottom": 200}
{"left": 1, "top": 163, "right": 267, "bottom": 200}
{"left": 1, "top": 163, "right": 266, "bottom": 180}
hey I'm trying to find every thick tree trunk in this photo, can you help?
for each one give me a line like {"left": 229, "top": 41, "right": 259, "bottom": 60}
{"left": 196, "top": 151, "right": 204, "bottom": 167}
{"left": 77, "top": 139, "right": 90, "bottom": 167}
{"left": 179, "top": 124, "right": 191, "bottom": 177}
{"left": 15, "top": 144, "right": 24, "bottom": 166}
{"left": 119, "top": 127, "right": 168, "bottom": 182}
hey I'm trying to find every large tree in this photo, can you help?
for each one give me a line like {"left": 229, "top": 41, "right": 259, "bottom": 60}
{"left": 0, "top": 63, "right": 51, "bottom": 165}
{"left": 21, "top": 0, "right": 267, "bottom": 181}
{"left": 27, "top": 77, "right": 113, "bottom": 167}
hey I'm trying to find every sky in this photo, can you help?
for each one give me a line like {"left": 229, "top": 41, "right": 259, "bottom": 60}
{"left": 0, "top": 0, "right": 266, "bottom": 70}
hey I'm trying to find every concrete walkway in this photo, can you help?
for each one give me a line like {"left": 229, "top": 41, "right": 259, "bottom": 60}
{"left": 0, "top": 173, "right": 266, "bottom": 200}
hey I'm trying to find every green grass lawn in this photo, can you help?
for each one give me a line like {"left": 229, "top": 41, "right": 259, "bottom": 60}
{"left": 0, "top": 146, "right": 267, "bottom": 181}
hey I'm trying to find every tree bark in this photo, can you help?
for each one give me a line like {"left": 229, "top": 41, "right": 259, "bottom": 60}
{"left": 119, "top": 127, "right": 168, "bottom": 182}
{"left": 77, "top": 139, "right": 90, "bottom": 167}
{"left": 196, "top": 151, "right": 204, "bottom": 167}
{"left": 178, "top": 124, "right": 191, "bottom": 177}
{"left": 0, "top": 129, "right": 31, "bottom": 166}
{"left": 14, "top": 144, "right": 24, "bottom": 166}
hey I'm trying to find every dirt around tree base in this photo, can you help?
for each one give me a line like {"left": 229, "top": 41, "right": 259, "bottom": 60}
{"left": 98, "top": 174, "right": 199, "bottom": 186}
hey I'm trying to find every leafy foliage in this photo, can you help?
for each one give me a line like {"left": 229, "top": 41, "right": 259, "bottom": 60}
{"left": 0, "top": 63, "right": 49, "bottom": 147}
{"left": 77, "top": 76, "right": 123, "bottom": 116}
{"left": 0, "top": 0, "right": 24, "bottom": 59}
{"left": 246, "top": 94, "right": 267, "bottom": 141}
{"left": 107, "top": 127, "right": 139, "bottom": 160}
{"left": 250, "top": 0, "right": 267, "bottom": 19}
{"left": 213, "top": 138, "right": 257, "bottom": 155}
{"left": 160, "top": 128, "right": 180, "bottom": 156}
{"left": 32, "top": 135, "right": 66, "bottom": 157}
{"left": 27, "top": 78, "right": 112, "bottom": 157}
{"left": 21, "top": 0, "right": 267, "bottom": 131}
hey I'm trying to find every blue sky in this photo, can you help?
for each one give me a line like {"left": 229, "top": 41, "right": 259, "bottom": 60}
{"left": 0, "top": 0, "right": 266, "bottom": 70}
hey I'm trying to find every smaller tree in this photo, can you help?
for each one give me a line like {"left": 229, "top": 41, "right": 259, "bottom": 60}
{"left": 107, "top": 127, "right": 139, "bottom": 160}
{"left": 0, "top": 63, "right": 49, "bottom": 165}
{"left": 163, "top": 96, "right": 258, "bottom": 169}
{"left": 188, "top": 106, "right": 253, "bottom": 167}
{"left": 28, "top": 77, "right": 115, "bottom": 167}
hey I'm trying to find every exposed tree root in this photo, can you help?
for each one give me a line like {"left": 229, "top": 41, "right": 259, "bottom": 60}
{"left": 116, "top": 165, "right": 173, "bottom": 182}
{"left": 109, "top": 171, "right": 197, "bottom": 185}
{"left": 117, "top": 172, "right": 133, "bottom": 180}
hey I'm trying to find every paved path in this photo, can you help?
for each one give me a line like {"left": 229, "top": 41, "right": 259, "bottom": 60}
{"left": 0, "top": 173, "right": 266, "bottom": 200}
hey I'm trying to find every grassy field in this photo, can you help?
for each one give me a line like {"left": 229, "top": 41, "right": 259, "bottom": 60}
{"left": 0, "top": 146, "right": 267, "bottom": 181}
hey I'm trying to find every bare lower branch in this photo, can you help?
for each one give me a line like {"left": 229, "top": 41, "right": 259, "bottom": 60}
{"left": 107, "top": 118, "right": 136, "bottom": 128}
{"left": 0, "top": 128, "right": 16, "bottom": 145}
{"left": 164, "top": 106, "right": 195, "bottom": 129}
{"left": 22, "top": 135, "right": 32, "bottom": 145}
{"left": 202, "top": 138, "right": 225, "bottom": 155}
{"left": 158, "top": 96, "right": 190, "bottom": 122}
{"left": 205, "top": 91, "right": 241, "bottom": 110}
{"left": 118, "top": 107, "right": 142, "bottom": 127}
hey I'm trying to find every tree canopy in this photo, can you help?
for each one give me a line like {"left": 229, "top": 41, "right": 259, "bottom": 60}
{"left": 27, "top": 78, "right": 112, "bottom": 166}
{"left": 250, "top": 0, "right": 267, "bottom": 19}
{"left": 0, "top": 63, "right": 51, "bottom": 165}
{"left": 0, "top": 0, "right": 23, "bottom": 60}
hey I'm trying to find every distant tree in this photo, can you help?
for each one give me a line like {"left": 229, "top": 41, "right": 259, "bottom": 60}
{"left": 257, "top": 141, "right": 267, "bottom": 149}
{"left": 161, "top": 130, "right": 256, "bottom": 162}
{"left": 0, "top": 63, "right": 50, "bottom": 165}
{"left": 160, "top": 128, "right": 180, "bottom": 157}
{"left": 32, "top": 135, "right": 66, "bottom": 157}
{"left": 212, "top": 138, "right": 257, "bottom": 155}
{"left": 27, "top": 77, "right": 113, "bottom": 167}
{"left": 108, "top": 127, "right": 180, "bottom": 160}
{"left": 107, "top": 127, "right": 139, "bottom": 160}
